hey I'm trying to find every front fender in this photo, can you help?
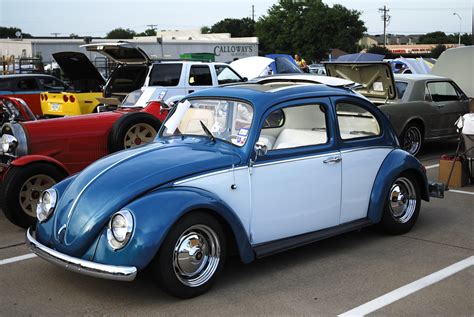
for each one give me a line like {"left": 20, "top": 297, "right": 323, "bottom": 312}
{"left": 11, "top": 155, "right": 70, "bottom": 174}
{"left": 92, "top": 187, "right": 254, "bottom": 270}
{"left": 368, "top": 149, "right": 429, "bottom": 223}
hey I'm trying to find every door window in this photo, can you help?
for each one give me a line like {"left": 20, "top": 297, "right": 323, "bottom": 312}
{"left": 214, "top": 65, "right": 242, "bottom": 84}
{"left": 259, "top": 104, "right": 328, "bottom": 151}
{"left": 149, "top": 64, "right": 182, "bottom": 86}
{"left": 336, "top": 102, "right": 381, "bottom": 140}
{"left": 16, "top": 78, "right": 39, "bottom": 91}
{"left": 189, "top": 65, "right": 212, "bottom": 86}
{"left": 426, "top": 82, "right": 459, "bottom": 102}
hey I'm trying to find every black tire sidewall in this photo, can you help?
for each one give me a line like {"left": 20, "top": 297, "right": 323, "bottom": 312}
{"left": 400, "top": 123, "right": 423, "bottom": 155}
{"left": 108, "top": 112, "right": 161, "bottom": 153}
{"left": 0, "top": 163, "right": 66, "bottom": 228}
{"left": 379, "top": 172, "right": 421, "bottom": 235}
{"left": 153, "top": 211, "right": 226, "bottom": 299}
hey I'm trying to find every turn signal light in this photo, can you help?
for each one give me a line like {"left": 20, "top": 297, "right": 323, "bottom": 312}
{"left": 69, "top": 95, "right": 75, "bottom": 102}
{"left": 63, "top": 95, "right": 69, "bottom": 102}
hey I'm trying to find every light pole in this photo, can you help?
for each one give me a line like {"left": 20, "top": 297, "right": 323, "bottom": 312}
{"left": 453, "top": 12, "right": 462, "bottom": 46}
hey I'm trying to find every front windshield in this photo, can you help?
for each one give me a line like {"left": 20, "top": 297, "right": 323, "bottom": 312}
{"left": 162, "top": 99, "right": 254, "bottom": 147}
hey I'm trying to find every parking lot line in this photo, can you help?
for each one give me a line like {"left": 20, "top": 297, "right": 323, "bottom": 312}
{"left": 338, "top": 256, "right": 474, "bottom": 317}
{"left": 448, "top": 189, "right": 474, "bottom": 196}
{"left": 0, "top": 253, "right": 36, "bottom": 266}
{"left": 425, "top": 164, "right": 439, "bottom": 170}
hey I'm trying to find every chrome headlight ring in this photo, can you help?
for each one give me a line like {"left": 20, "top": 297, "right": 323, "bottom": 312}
{"left": 36, "top": 188, "right": 58, "bottom": 222}
{"left": 2, "top": 123, "right": 28, "bottom": 157}
{"left": 107, "top": 210, "right": 134, "bottom": 250}
{"left": 1, "top": 134, "right": 17, "bottom": 154}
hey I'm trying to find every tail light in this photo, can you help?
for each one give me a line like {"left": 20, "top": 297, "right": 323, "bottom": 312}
{"left": 63, "top": 95, "right": 69, "bottom": 102}
{"left": 44, "top": 94, "right": 48, "bottom": 101}
{"left": 69, "top": 95, "right": 75, "bottom": 102}
{"left": 40, "top": 94, "right": 43, "bottom": 101}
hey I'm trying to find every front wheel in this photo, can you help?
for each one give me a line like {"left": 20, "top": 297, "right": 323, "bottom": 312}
{"left": 153, "top": 212, "right": 226, "bottom": 298}
{"left": 378, "top": 173, "right": 421, "bottom": 235}
{"left": 0, "top": 163, "right": 66, "bottom": 228}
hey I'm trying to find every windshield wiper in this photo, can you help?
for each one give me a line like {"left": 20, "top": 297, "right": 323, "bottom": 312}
{"left": 200, "top": 120, "right": 215, "bottom": 143}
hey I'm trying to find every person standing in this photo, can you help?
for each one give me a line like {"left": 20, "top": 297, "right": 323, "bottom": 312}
{"left": 294, "top": 53, "right": 309, "bottom": 73}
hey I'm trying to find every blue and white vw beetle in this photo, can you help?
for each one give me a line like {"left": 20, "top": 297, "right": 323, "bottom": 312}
{"left": 27, "top": 75, "right": 442, "bottom": 298}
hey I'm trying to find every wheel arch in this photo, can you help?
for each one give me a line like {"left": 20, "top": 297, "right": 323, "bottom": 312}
{"left": 401, "top": 117, "right": 425, "bottom": 138}
{"left": 368, "top": 149, "right": 429, "bottom": 223}
{"left": 92, "top": 186, "right": 254, "bottom": 270}
{"left": 10, "top": 155, "right": 70, "bottom": 176}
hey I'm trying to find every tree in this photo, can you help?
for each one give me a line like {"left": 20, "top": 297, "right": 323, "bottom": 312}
{"left": 210, "top": 18, "right": 255, "bottom": 37}
{"left": 255, "top": 0, "right": 366, "bottom": 61}
{"left": 430, "top": 44, "right": 446, "bottom": 58}
{"left": 106, "top": 28, "right": 136, "bottom": 39}
{"left": 201, "top": 26, "right": 211, "bottom": 34}
{"left": 0, "top": 26, "right": 32, "bottom": 38}
{"left": 366, "top": 45, "right": 391, "bottom": 56}
{"left": 418, "top": 31, "right": 452, "bottom": 44}
{"left": 136, "top": 28, "right": 157, "bottom": 37}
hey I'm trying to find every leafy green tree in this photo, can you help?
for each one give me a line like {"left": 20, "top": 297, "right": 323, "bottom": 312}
{"left": 366, "top": 45, "right": 391, "bottom": 56}
{"left": 210, "top": 18, "right": 255, "bottom": 37}
{"left": 255, "top": 0, "right": 366, "bottom": 61}
{"left": 0, "top": 26, "right": 32, "bottom": 38}
{"left": 430, "top": 44, "right": 446, "bottom": 58}
{"left": 418, "top": 31, "right": 452, "bottom": 44}
{"left": 136, "top": 28, "right": 157, "bottom": 37}
{"left": 106, "top": 28, "right": 136, "bottom": 39}
{"left": 201, "top": 26, "right": 211, "bottom": 34}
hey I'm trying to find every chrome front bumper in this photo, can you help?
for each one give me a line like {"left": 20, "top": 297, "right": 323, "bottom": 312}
{"left": 26, "top": 227, "right": 137, "bottom": 282}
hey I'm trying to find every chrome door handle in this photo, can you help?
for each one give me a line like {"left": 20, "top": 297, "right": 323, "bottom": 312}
{"left": 323, "top": 156, "right": 342, "bottom": 164}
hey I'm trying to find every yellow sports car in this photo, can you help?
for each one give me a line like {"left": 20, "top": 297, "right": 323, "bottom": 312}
{"left": 41, "top": 52, "right": 104, "bottom": 117}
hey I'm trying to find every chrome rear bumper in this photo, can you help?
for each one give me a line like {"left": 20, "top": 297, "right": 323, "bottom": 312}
{"left": 26, "top": 227, "right": 137, "bottom": 282}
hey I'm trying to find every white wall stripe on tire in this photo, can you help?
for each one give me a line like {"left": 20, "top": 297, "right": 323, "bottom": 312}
{"left": 338, "top": 256, "right": 474, "bottom": 317}
{"left": 0, "top": 253, "right": 36, "bottom": 266}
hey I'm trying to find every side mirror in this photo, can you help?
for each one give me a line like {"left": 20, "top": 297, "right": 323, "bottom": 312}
{"left": 254, "top": 141, "right": 268, "bottom": 157}
{"left": 160, "top": 102, "right": 171, "bottom": 114}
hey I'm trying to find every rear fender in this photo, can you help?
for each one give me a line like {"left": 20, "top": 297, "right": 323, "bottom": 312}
{"left": 368, "top": 149, "right": 429, "bottom": 223}
{"left": 92, "top": 187, "right": 254, "bottom": 270}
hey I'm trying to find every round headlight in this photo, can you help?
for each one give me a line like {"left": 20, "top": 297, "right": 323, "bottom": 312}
{"left": 36, "top": 188, "right": 57, "bottom": 222}
{"left": 1, "top": 134, "right": 17, "bottom": 154}
{"left": 107, "top": 210, "right": 134, "bottom": 250}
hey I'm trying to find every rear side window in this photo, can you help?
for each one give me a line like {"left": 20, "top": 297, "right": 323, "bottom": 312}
{"left": 395, "top": 81, "right": 408, "bottom": 99}
{"left": 336, "top": 102, "right": 381, "bottom": 140}
{"left": 17, "top": 78, "right": 39, "bottom": 90}
{"left": 189, "top": 65, "right": 212, "bottom": 86}
{"left": 149, "top": 64, "right": 182, "bottom": 86}
{"left": 0, "top": 79, "right": 11, "bottom": 90}
{"left": 38, "top": 77, "right": 66, "bottom": 91}
{"left": 426, "top": 81, "right": 459, "bottom": 102}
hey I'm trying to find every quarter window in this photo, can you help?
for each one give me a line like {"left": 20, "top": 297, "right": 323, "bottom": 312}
{"left": 214, "top": 65, "right": 242, "bottom": 85}
{"left": 426, "top": 82, "right": 459, "bottom": 102}
{"left": 336, "top": 102, "right": 381, "bottom": 140}
{"left": 189, "top": 65, "right": 212, "bottom": 86}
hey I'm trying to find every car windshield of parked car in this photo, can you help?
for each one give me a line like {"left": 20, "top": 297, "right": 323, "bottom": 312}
{"left": 162, "top": 98, "right": 254, "bottom": 147}
{"left": 215, "top": 65, "right": 243, "bottom": 85}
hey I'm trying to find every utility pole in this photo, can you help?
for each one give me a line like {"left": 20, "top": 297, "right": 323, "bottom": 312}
{"left": 51, "top": 32, "right": 60, "bottom": 38}
{"left": 378, "top": 5, "right": 390, "bottom": 47}
{"left": 146, "top": 24, "right": 158, "bottom": 32}
{"left": 252, "top": 5, "right": 255, "bottom": 21}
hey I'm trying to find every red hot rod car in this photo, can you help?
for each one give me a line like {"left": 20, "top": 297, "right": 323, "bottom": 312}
{"left": 0, "top": 87, "right": 169, "bottom": 228}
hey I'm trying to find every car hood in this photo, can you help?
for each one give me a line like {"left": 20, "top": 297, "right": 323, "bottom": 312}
{"left": 53, "top": 52, "right": 105, "bottom": 85}
{"left": 324, "top": 62, "right": 396, "bottom": 100}
{"left": 230, "top": 56, "right": 274, "bottom": 79}
{"left": 51, "top": 138, "right": 241, "bottom": 255}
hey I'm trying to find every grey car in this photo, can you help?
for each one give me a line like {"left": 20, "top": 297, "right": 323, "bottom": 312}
{"left": 324, "top": 62, "right": 470, "bottom": 155}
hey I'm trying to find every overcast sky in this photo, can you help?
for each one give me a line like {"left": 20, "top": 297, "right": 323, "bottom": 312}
{"left": 0, "top": 0, "right": 472, "bottom": 37}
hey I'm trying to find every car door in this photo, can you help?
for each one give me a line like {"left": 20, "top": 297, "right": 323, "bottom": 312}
{"left": 186, "top": 64, "right": 214, "bottom": 95}
{"left": 333, "top": 97, "right": 393, "bottom": 223}
{"left": 426, "top": 81, "right": 469, "bottom": 136}
{"left": 250, "top": 99, "right": 342, "bottom": 245}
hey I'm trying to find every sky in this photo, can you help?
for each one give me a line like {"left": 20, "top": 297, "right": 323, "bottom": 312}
{"left": 0, "top": 0, "right": 472, "bottom": 37}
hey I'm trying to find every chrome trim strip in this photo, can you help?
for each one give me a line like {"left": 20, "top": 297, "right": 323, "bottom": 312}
{"left": 174, "top": 166, "right": 247, "bottom": 185}
{"left": 67, "top": 144, "right": 163, "bottom": 219}
{"left": 339, "top": 146, "right": 394, "bottom": 154}
{"left": 253, "top": 151, "right": 340, "bottom": 168}
{"left": 26, "top": 227, "right": 137, "bottom": 282}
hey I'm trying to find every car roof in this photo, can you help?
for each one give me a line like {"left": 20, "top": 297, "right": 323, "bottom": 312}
{"left": 0, "top": 74, "right": 56, "bottom": 79}
{"left": 151, "top": 61, "right": 227, "bottom": 66}
{"left": 394, "top": 74, "right": 449, "bottom": 82}
{"left": 189, "top": 81, "right": 360, "bottom": 112}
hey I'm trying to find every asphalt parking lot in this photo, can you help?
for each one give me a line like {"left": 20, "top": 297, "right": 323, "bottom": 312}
{"left": 0, "top": 140, "right": 472, "bottom": 316}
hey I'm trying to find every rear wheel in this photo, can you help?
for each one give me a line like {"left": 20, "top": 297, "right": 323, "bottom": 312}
{"left": 152, "top": 212, "right": 226, "bottom": 298}
{"left": 400, "top": 123, "right": 423, "bottom": 156}
{"left": 378, "top": 172, "right": 421, "bottom": 235}
{"left": 108, "top": 113, "right": 161, "bottom": 152}
{"left": 0, "top": 163, "right": 66, "bottom": 228}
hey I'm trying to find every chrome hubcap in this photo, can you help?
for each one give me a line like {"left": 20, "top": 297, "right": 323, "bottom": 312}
{"left": 19, "top": 174, "right": 56, "bottom": 217}
{"left": 173, "top": 224, "right": 220, "bottom": 287}
{"left": 123, "top": 123, "right": 156, "bottom": 149}
{"left": 389, "top": 177, "right": 417, "bottom": 223}
{"left": 403, "top": 127, "right": 421, "bottom": 155}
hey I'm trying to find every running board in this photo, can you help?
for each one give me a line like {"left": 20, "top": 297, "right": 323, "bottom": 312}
{"left": 254, "top": 218, "right": 373, "bottom": 258}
